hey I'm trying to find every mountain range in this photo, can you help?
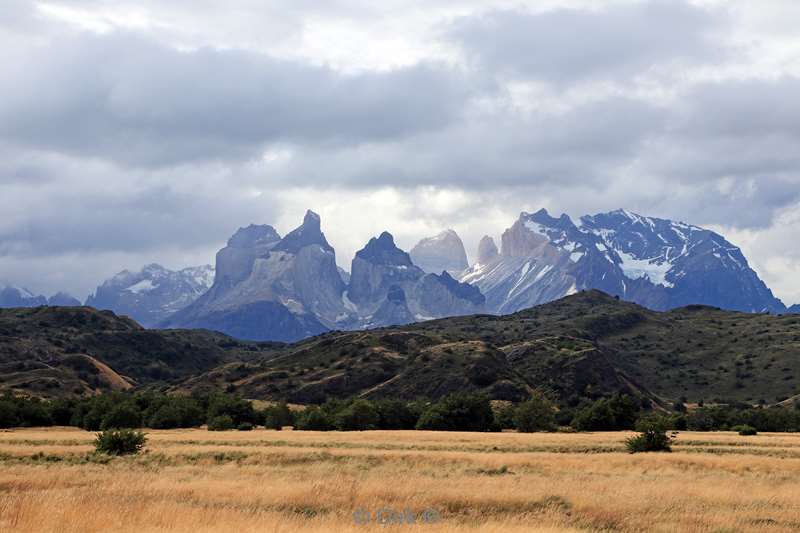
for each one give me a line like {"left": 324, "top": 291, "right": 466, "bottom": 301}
{"left": 159, "top": 211, "right": 484, "bottom": 341}
{"left": 3, "top": 208, "right": 797, "bottom": 342}
{"left": 85, "top": 263, "right": 215, "bottom": 327}
{"left": 461, "top": 209, "right": 785, "bottom": 315}
{"left": 0, "top": 285, "right": 81, "bottom": 308}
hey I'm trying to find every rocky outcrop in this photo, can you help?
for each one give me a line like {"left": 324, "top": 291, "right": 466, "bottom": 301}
{"left": 410, "top": 229, "right": 469, "bottom": 275}
{"left": 476, "top": 236, "right": 499, "bottom": 264}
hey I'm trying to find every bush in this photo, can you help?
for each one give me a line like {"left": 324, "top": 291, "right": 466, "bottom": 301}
{"left": 207, "top": 415, "right": 235, "bottom": 431}
{"left": 100, "top": 403, "right": 141, "bottom": 430}
{"left": 732, "top": 424, "right": 757, "bottom": 436}
{"left": 572, "top": 394, "right": 640, "bottom": 431}
{"left": 262, "top": 402, "right": 294, "bottom": 430}
{"left": 206, "top": 394, "right": 257, "bottom": 426}
{"left": 513, "top": 396, "right": 557, "bottom": 432}
{"left": 0, "top": 400, "right": 20, "bottom": 429}
{"left": 625, "top": 416, "right": 672, "bottom": 453}
{"left": 334, "top": 400, "right": 379, "bottom": 431}
{"left": 294, "top": 407, "right": 334, "bottom": 431}
{"left": 416, "top": 394, "right": 494, "bottom": 432}
{"left": 373, "top": 399, "right": 420, "bottom": 430}
{"left": 237, "top": 422, "right": 253, "bottom": 431}
{"left": 94, "top": 428, "right": 147, "bottom": 455}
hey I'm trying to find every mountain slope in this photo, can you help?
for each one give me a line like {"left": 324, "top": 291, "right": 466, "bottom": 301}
{"left": 87, "top": 264, "right": 214, "bottom": 327}
{"left": 461, "top": 209, "right": 784, "bottom": 314}
{"left": 0, "top": 306, "right": 274, "bottom": 398}
{"left": 176, "top": 290, "right": 800, "bottom": 406}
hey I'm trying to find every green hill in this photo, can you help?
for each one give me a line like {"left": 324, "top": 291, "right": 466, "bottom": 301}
{"left": 0, "top": 306, "right": 276, "bottom": 397}
{"left": 2, "top": 292, "right": 798, "bottom": 407}
{"left": 175, "top": 290, "right": 800, "bottom": 406}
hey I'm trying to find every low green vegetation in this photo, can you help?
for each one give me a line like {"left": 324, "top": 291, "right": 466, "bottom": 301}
{"left": 2, "top": 390, "right": 800, "bottom": 434}
{"left": 625, "top": 415, "right": 673, "bottom": 453}
{"left": 94, "top": 428, "right": 147, "bottom": 455}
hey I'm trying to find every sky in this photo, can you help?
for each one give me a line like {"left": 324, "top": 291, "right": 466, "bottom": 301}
{"left": 1, "top": 0, "right": 799, "bottom": 305}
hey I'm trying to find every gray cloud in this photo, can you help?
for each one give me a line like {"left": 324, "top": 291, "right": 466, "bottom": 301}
{"left": 447, "top": 1, "right": 726, "bottom": 83}
{"left": 1, "top": 0, "right": 800, "bottom": 304}
{"left": 0, "top": 33, "right": 469, "bottom": 167}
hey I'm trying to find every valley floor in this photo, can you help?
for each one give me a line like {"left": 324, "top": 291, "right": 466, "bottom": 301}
{"left": 0, "top": 428, "right": 799, "bottom": 532}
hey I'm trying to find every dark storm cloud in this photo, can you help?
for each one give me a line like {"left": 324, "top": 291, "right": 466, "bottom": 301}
{"left": 447, "top": 1, "right": 725, "bottom": 83}
{"left": 0, "top": 33, "right": 469, "bottom": 167}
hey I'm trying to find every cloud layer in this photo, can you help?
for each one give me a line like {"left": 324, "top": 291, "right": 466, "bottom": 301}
{"left": 1, "top": 0, "right": 800, "bottom": 304}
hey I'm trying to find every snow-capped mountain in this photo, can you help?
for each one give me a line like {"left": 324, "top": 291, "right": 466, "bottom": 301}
{"left": 409, "top": 229, "right": 469, "bottom": 275}
{"left": 87, "top": 263, "right": 215, "bottom": 326}
{"left": 462, "top": 208, "right": 785, "bottom": 314}
{"left": 0, "top": 285, "right": 81, "bottom": 308}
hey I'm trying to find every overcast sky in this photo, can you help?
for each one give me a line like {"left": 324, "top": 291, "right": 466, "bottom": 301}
{"left": 1, "top": 0, "right": 799, "bottom": 304}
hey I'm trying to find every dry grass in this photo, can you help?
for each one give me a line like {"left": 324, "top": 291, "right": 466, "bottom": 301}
{"left": 1, "top": 428, "right": 799, "bottom": 532}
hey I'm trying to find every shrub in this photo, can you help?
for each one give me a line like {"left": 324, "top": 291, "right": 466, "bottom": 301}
{"left": 732, "top": 424, "right": 757, "bottom": 436}
{"left": 262, "top": 402, "right": 294, "bottom": 430}
{"left": 416, "top": 394, "right": 494, "bottom": 432}
{"left": 100, "top": 403, "right": 141, "bottom": 430}
{"left": 513, "top": 396, "right": 557, "bottom": 432}
{"left": 625, "top": 416, "right": 672, "bottom": 453}
{"left": 572, "top": 394, "right": 640, "bottom": 431}
{"left": 294, "top": 407, "right": 334, "bottom": 431}
{"left": 94, "top": 428, "right": 146, "bottom": 455}
{"left": 207, "top": 415, "right": 235, "bottom": 431}
{"left": 237, "top": 422, "right": 253, "bottom": 431}
{"left": 373, "top": 399, "right": 420, "bottom": 430}
{"left": 206, "top": 394, "right": 257, "bottom": 426}
{"left": 0, "top": 400, "right": 20, "bottom": 428}
{"left": 334, "top": 400, "right": 379, "bottom": 431}
{"left": 494, "top": 403, "right": 517, "bottom": 430}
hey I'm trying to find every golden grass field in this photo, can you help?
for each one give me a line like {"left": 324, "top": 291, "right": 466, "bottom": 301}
{"left": 1, "top": 428, "right": 800, "bottom": 532}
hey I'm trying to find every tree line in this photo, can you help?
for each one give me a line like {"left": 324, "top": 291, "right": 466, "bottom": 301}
{"left": 1, "top": 391, "right": 799, "bottom": 433}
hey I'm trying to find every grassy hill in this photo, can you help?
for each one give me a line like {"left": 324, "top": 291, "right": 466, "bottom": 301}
{"left": 0, "top": 306, "right": 277, "bottom": 397}
{"left": 175, "top": 290, "right": 800, "bottom": 406}
{"left": 2, "top": 291, "right": 798, "bottom": 406}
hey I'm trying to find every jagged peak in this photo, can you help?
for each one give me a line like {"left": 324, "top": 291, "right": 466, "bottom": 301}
{"left": 273, "top": 210, "right": 333, "bottom": 254}
{"left": 303, "top": 209, "right": 321, "bottom": 228}
{"left": 356, "top": 231, "right": 413, "bottom": 266}
{"left": 476, "top": 235, "right": 499, "bottom": 264}
{"left": 227, "top": 224, "right": 281, "bottom": 248}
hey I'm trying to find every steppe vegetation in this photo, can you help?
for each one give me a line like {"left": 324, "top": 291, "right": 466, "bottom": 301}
{"left": 1, "top": 427, "right": 800, "bottom": 532}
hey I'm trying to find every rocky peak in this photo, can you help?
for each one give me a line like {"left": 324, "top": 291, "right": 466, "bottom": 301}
{"left": 48, "top": 292, "right": 82, "bottom": 306}
{"left": 409, "top": 229, "right": 469, "bottom": 274}
{"left": 356, "top": 231, "right": 413, "bottom": 266}
{"left": 273, "top": 210, "right": 333, "bottom": 254}
{"left": 476, "top": 236, "right": 499, "bottom": 264}
{"left": 227, "top": 224, "right": 281, "bottom": 248}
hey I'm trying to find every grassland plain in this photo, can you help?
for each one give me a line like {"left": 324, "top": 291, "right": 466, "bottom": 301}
{"left": 1, "top": 428, "right": 799, "bottom": 532}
